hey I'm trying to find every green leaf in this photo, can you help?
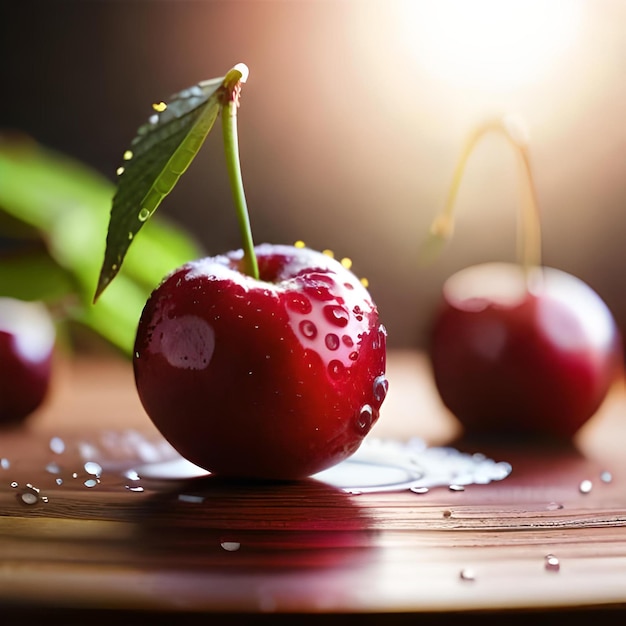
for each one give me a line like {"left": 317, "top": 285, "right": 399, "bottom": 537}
{"left": 0, "top": 247, "right": 75, "bottom": 303}
{"left": 0, "top": 135, "right": 115, "bottom": 232}
{"left": 123, "top": 217, "right": 202, "bottom": 291}
{"left": 95, "top": 67, "right": 246, "bottom": 301}
{"left": 74, "top": 273, "right": 155, "bottom": 355}
{"left": 0, "top": 134, "right": 203, "bottom": 357}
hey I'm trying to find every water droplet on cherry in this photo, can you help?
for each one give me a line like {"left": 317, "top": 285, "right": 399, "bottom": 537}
{"left": 372, "top": 324, "right": 387, "bottom": 350}
{"left": 325, "top": 333, "right": 340, "bottom": 351}
{"left": 373, "top": 375, "right": 389, "bottom": 405}
{"left": 342, "top": 335, "right": 354, "bottom": 347}
{"left": 355, "top": 404, "right": 375, "bottom": 433}
{"left": 323, "top": 305, "right": 349, "bottom": 327}
{"left": 304, "top": 284, "right": 333, "bottom": 301}
{"left": 150, "top": 315, "right": 215, "bottom": 370}
{"left": 299, "top": 320, "right": 317, "bottom": 339}
{"left": 231, "top": 284, "right": 247, "bottom": 299}
{"left": 328, "top": 360, "right": 345, "bottom": 379}
{"left": 286, "top": 293, "right": 312, "bottom": 314}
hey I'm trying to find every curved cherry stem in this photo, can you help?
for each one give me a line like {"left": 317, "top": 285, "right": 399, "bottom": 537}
{"left": 428, "top": 117, "right": 542, "bottom": 276}
{"left": 221, "top": 66, "right": 259, "bottom": 280}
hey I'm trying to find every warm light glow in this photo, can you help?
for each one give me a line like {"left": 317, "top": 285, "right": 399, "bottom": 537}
{"left": 399, "top": 0, "right": 584, "bottom": 91}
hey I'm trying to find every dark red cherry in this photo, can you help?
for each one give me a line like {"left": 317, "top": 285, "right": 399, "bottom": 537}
{"left": 133, "top": 244, "right": 388, "bottom": 479}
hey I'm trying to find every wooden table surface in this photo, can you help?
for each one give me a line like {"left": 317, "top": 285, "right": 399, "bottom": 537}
{"left": 1, "top": 349, "right": 625, "bottom": 624}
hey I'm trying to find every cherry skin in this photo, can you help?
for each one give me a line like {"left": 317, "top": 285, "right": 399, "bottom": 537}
{"left": 0, "top": 297, "right": 56, "bottom": 425}
{"left": 429, "top": 262, "right": 623, "bottom": 439}
{"left": 133, "top": 243, "right": 388, "bottom": 480}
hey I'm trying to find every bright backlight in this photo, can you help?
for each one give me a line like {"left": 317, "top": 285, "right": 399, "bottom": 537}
{"left": 399, "top": 0, "right": 584, "bottom": 91}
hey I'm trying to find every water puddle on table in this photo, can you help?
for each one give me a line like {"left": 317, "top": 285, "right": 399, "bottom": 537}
{"left": 129, "top": 437, "right": 513, "bottom": 494}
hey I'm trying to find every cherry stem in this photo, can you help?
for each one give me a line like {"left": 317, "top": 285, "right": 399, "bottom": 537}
{"left": 430, "top": 117, "right": 542, "bottom": 275}
{"left": 221, "top": 65, "right": 259, "bottom": 280}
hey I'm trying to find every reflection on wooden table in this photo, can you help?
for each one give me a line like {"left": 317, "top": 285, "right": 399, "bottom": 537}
{"left": 1, "top": 350, "right": 625, "bottom": 623}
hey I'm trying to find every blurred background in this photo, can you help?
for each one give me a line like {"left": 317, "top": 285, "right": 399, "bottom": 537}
{"left": 1, "top": 0, "right": 625, "bottom": 352}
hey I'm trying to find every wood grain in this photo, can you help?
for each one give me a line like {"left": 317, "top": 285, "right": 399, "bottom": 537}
{"left": 1, "top": 350, "right": 625, "bottom": 624}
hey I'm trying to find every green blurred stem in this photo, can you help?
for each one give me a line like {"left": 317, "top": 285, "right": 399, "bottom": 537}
{"left": 221, "top": 96, "right": 259, "bottom": 280}
{"left": 433, "top": 118, "right": 542, "bottom": 275}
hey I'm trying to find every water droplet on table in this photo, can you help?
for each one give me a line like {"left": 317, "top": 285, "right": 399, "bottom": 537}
{"left": 17, "top": 484, "right": 43, "bottom": 506}
{"left": 178, "top": 494, "right": 205, "bottom": 503}
{"left": 459, "top": 568, "right": 476, "bottom": 581}
{"left": 546, "top": 501, "right": 564, "bottom": 511}
{"left": 131, "top": 437, "right": 512, "bottom": 495}
{"left": 545, "top": 554, "right": 560, "bottom": 572}
{"left": 600, "top": 470, "right": 613, "bottom": 483}
{"left": 84, "top": 461, "right": 103, "bottom": 477}
{"left": 124, "top": 470, "right": 141, "bottom": 481}
{"left": 45, "top": 462, "right": 61, "bottom": 474}
{"left": 49, "top": 437, "right": 65, "bottom": 454}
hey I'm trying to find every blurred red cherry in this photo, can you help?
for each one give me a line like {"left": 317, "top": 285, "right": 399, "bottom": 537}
{"left": 0, "top": 297, "right": 55, "bottom": 424}
{"left": 430, "top": 262, "right": 623, "bottom": 438}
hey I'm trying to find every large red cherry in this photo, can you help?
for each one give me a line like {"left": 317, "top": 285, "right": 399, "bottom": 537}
{"left": 0, "top": 297, "right": 56, "bottom": 425}
{"left": 429, "top": 262, "right": 623, "bottom": 438}
{"left": 133, "top": 243, "right": 388, "bottom": 480}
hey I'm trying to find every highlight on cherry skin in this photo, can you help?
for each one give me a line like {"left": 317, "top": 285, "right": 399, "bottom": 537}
{"left": 133, "top": 243, "right": 388, "bottom": 480}
{"left": 429, "top": 262, "right": 623, "bottom": 439}
{"left": 0, "top": 297, "right": 56, "bottom": 425}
